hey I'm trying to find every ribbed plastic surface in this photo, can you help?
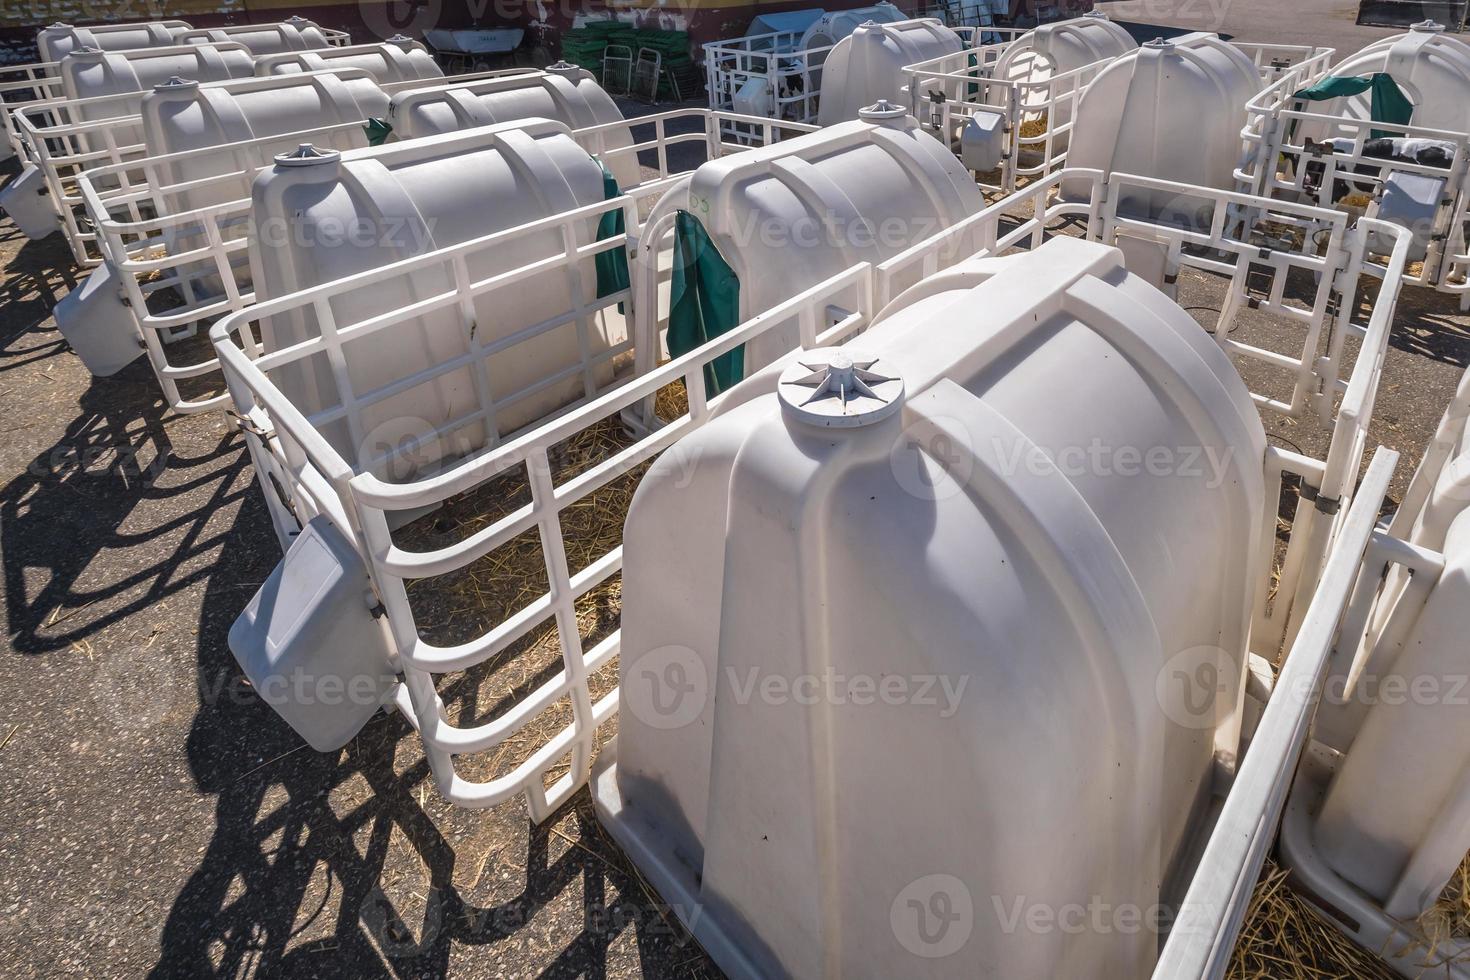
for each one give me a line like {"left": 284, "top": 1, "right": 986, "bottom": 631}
{"left": 601, "top": 236, "right": 1267, "bottom": 980}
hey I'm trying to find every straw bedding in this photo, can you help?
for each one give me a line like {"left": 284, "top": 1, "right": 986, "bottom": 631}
{"left": 390, "top": 382, "right": 689, "bottom": 788}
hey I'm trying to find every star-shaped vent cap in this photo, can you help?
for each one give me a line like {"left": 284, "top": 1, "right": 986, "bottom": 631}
{"left": 777, "top": 348, "right": 904, "bottom": 428}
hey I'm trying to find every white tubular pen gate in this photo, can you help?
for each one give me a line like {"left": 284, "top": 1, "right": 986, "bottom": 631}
{"left": 208, "top": 167, "right": 1409, "bottom": 817}
{"left": 0, "top": 61, "right": 67, "bottom": 160}
{"left": 77, "top": 109, "right": 816, "bottom": 415}
{"left": 902, "top": 38, "right": 1110, "bottom": 193}
{"left": 18, "top": 88, "right": 182, "bottom": 265}
{"left": 908, "top": 41, "right": 1332, "bottom": 194}
{"left": 1237, "top": 68, "right": 1470, "bottom": 300}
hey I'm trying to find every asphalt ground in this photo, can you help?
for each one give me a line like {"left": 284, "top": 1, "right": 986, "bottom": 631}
{"left": 2, "top": 11, "right": 1470, "bottom": 978}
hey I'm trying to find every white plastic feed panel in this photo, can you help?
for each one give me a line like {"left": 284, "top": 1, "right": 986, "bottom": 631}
{"left": 387, "top": 64, "right": 639, "bottom": 190}
{"left": 245, "top": 120, "right": 622, "bottom": 479}
{"left": 176, "top": 18, "right": 332, "bottom": 56}
{"left": 36, "top": 20, "right": 192, "bottom": 62}
{"left": 0, "top": 161, "right": 55, "bottom": 238}
{"left": 1063, "top": 34, "right": 1263, "bottom": 225}
{"left": 600, "top": 237, "right": 1267, "bottom": 979}
{"left": 816, "top": 19, "right": 966, "bottom": 125}
{"left": 1298, "top": 22, "right": 1470, "bottom": 142}
{"left": 662, "top": 106, "right": 983, "bottom": 373}
{"left": 254, "top": 39, "right": 444, "bottom": 85}
{"left": 228, "top": 516, "right": 398, "bottom": 752}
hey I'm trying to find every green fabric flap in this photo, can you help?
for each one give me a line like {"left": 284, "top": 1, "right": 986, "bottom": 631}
{"left": 593, "top": 158, "right": 631, "bottom": 304}
{"left": 364, "top": 117, "right": 392, "bottom": 146}
{"left": 1292, "top": 73, "right": 1414, "bottom": 139}
{"left": 667, "top": 210, "right": 742, "bottom": 396}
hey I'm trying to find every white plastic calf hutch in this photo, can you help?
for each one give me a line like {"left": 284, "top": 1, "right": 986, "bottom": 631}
{"left": 54, "top": 67, "right": 512, "bottom": 392}
{"left": 244, "top": 122, "right": 629, "bottom": 466}
{"left": 253, "top": 38, "right": 444, "bottom": 85}
{"left": 0, "top": 18, "right": 349, "bottom": 163}
{"left": 814, "top": 19, "right": 966, "bottom": 126}
{"left": 36, "top": 20, "right": 194, "bottom": 63}
{"left": 908, "top": 27, "right": 1329, "bottom": 195}
{"left": 58, "top": 41, "right": 257, "bottom": 120}
{"left": 10, "top": 68, "right": 389, "bottom": 261}
{"left": 703, "top": 2, "right": 910, "bottom": 127}
{"left": 1238, "top": 22, "right": 1470, "bottom": 304}
{"left": 597, "top": 235, "right": 1267, "bottom": 979}
{"left": 174, "top": 17, "right": 348, "bottom": 56}
{"left": 636, "top": 102, "right": 984, "bottom": 381}
{"left": 1061, "top": 34, "right": 1264, "bottom": 224}
{"left": 0, "top": 42, "right": 256, "bottom": 240}
{"left": 386, "top": 64, "right": 640, "bottom": 190}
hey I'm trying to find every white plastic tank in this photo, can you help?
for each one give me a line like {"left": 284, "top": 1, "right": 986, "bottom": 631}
{"left": 246, "top": 119, "right": 625, "bottom": 477}
{"left": 175, "top": 17, "right": 333, "bottom": 56}
{"left": 595, "top": 235, "right": 1267, "bottom": 980}
{"left": 816, "top": 19, "right": 967, "bottom": 126}
{"left": 254, "top": 37, "right": 444, "bottom": 85}
{"left": 387, "top": 62, "right": 639, "bottom": 189}
{"left": 1297, "top": 21, "right": 1470, "bottom": 140}
{"left": 649, "top": 101, "right": 983, "bottom": 375}
{"left": 36, "top": 20, "right": 193, "bottom": 62}
{"left": 1063, "top": 33, "right": 1263, "bottom": 226}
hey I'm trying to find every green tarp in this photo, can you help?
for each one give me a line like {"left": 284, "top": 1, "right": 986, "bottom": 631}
{"left": 1292, "top": 73, "right": 1414, "bottom": 139}
{"left": 364, "top": 117, "right": 392, "bottom": 146}
{"left": 593, "top": 159, "right": 630, "bottom": 305}
{"left": 667, "top": 210, "right": 742, "bottom": 395}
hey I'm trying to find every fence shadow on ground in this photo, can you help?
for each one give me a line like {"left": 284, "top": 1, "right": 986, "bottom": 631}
{"left": 149, "top": 510, "right": 720, "bottom": 979}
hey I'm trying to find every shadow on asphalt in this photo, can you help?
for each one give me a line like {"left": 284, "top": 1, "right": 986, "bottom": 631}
{"left": 0, "top": 229, "right": 75, "bottom": 372}
{"left": 1387, "top": 287, "right": 1470, "bottom": 368}
{"left": 153, "top": 543, "right": 716, "bottom": 978}
{"left": 0, "top": 367, "right": 252, "bottom": 656}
